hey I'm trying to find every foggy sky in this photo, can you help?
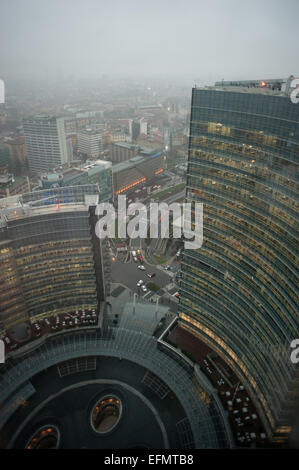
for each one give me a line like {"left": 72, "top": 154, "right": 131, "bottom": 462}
{"left": 1, "top": 0, "right": 299, "bottom": 83}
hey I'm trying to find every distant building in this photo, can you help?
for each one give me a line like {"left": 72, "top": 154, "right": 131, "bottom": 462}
{"left": 0, "top": 174, "right": 30, "bottom": 198}
{"left": 23, "top": 115, "right": 69, "bottom": 174}
{"left": 110, "top": 142, "right": 139, "bottom": 163}
{"left": 63, "top": 160, "right": 112, "bottom": 202}
{"left": 129, "top": 118, "right": 148, "bottom": 142}
{"left": 77, "top": 128, "right": 102, "bottom": 159}
{"left": 102, "top": 131, "right": 130, "bottom": 149}
{"left": 40, "top": 160, "right": 112, "bottom": 203}
{"left": 66, "top": 135, "right": 74, "bottom": 163}
{"left": 110, "top": 131, "right": 130, "bottom": 143}
{"left": 112, "top": 152, "right": 165, "bottom": 195}
{"left": 129, "top": 119, "right": 141, "bottom": 141}
{"left": 0, "top": 145, "right": 11, "bottom": 172}
{"left": 0, "top": 136, "right": 28, "bottom": 175}
{"left": 39, "top": 172, "right": 64, "bottom": 189}
{"left": 64, "top": 116, "right": 97, "bottom": 134}
{"left": 140, "top": 118, "right": 148, "bottom": 136}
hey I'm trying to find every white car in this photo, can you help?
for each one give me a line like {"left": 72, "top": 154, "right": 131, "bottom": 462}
{"left": 137, "top": 280, "right": 144, "bottom": 287}
{"left": 132, "top": 250, "right": 137, "bottom": 257}
{"left": 141, "top": 285, "right": 148, "bottom": 293}
{"left": 137, "top": 265, "right": 145, "bottom": 270}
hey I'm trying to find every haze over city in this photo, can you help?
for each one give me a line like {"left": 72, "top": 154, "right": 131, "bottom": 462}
{"left": 1, "top": 0, "right": 299, "bottom": 84}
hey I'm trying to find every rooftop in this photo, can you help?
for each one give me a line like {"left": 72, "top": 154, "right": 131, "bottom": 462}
{"left": 40, "top": 173, "right": 64, "bottom": 182}
{"left": 62, "top": 168, "right": 85, "bottom": 180}
{"left": 196, "top": 85, "right": 287, "bottom": 97}
{"left": 112, "top": 142, "right": 139, "bottom": 149}
{"left": 197, "top": 76, "right": 298, "bottom": 98}
{"left": 41, "top": 160, "right": 112, "bottom": 182}
{"left": 0, "top": 202, "right": 91, "bottom": 223}
{"left": 0, "top": 184, "right": 100, "bottom": 211}
{"left": 24, "top": 114, "right": 61, "bottom": 121}
{"left": 78, "top": 128, "right": 101, "bottom": 135}
{"left": 214, "top": 78, "right": 285, "bottom": 87}
{"left": 0, "top": 327, "right": 229, "bottom": 449}
{"left": 83, "top": 159, "right": 111, "bottom": 170}
{"left": 113, "top": 155, "right": 146, "bottom": 173}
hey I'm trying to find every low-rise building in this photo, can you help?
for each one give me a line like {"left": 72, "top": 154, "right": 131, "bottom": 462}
{"left": 110, "top": 142, "right": 139, "bottom": 163}
{"left": 0, "top": 174, "right": 30, "bottom": 198}
{"left": 112, "top": 152, "right": 165, "bottom": 195}
{"left": 39, "top": 160, "right": 112, "bottom": 203}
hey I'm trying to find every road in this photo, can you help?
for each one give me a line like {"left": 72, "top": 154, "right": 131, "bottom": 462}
{"left": 110, "top": 180, "right": 185, "bottom": 298}
{"left": 163, "top": 189, "right": 185, "bottom": 204}
{"left": 111, "top": 250, "right": 172, "bottom": 295}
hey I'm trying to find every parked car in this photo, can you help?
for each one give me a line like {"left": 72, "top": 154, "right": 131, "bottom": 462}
{"left": 138, "top": 265, "right": 146, "bottom": 270}
{"left": 137, "top": 280, "right": 144, "bottom": 287}
{"left": 141, "top": 285, "right": 148, "bottom": 293}
{"left": 133, "top": 256, "right": 138, "bottom": 263}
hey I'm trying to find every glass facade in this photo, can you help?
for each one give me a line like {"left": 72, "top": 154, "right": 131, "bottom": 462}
{"left": 64, "top": 167, "right": 112, "bottom": 202}
{"left": 179, "top": 87, "right": 299, "bottom": 439}
{"left": 0, "top": 188, "right": 108, "bottom": 334}
{"left": 21, "top": 184, "right": 101, "bottom": 206}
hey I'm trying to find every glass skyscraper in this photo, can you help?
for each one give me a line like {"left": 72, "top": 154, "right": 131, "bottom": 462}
{"left": 0, "top": 185, "right": 110, "bottom": 337}
{"left": 178, "top": 83, "right": 298, "bottom": 442}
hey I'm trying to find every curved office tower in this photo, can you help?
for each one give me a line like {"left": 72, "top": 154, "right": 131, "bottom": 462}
{"left": 179, "top": 81, "right": 298, "bottom": 443}
{"left": 0, "top": 187, "right": 230, "bottom": 449}
{"left": 0, "top": 185, "right": 109, "bottom": 337}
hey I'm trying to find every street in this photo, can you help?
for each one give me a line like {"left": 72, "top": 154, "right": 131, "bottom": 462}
{"left": 111, "top": 250, "right": 173, "bottom": 295}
